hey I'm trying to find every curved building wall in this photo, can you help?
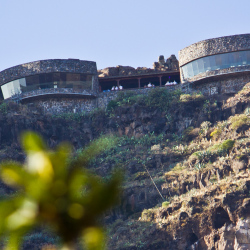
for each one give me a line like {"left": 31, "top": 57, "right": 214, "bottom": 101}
{"left": 0, "top": 59, "right": 99, "bottom": 100}
{"left": 179, "top": 34, "right": 250, "bottom": 84}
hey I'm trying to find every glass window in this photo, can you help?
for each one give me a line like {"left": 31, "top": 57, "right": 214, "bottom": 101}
{"left": 26, "top": 75, "right": 39, "bottom": 86}
{"left": 215, "top": 54, "right": 222, "bottom": 69}
{"left": 247, "top": 51, "right": 250, "bottom": 65}
{"left": 203, "top": 57, "right": 210, "bottom": 72}
{"left": 197, "top": 58, "right": 204, "bottom": 74}
{"left": 209, "top": 55, "right": 217, "bottom": 71}
{"left": 221, "top": 53, "right": 229, "bottom": 69}
{"left": 238, "top": 51, "right": 246, "bottom": 66}
{"left": 187, "top": 63, "right": 194, "bottom": 78}
{"left": 1, "top": 78, "right": 25, "bottom": 99}
{"left": 181, "top": 66, "right": 188, "bottom": 79}
{"left": 192, "top": 60, "right": 199, "bottom": 76}
{"left": 0, "top": 73, "right": 94, "bottom": 99}
{"left": 181, "top": 50, "right": 250, "bottom": 81}
{"left": 232, "top": 52, "right": 240, "bottom": 67}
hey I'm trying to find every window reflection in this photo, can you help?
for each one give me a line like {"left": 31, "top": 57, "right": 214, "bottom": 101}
{"left": 1, "top": 73, "right": 93, "bottom": 99}
{"left": 181, "top": 50, "right": 250, "bottom": 80}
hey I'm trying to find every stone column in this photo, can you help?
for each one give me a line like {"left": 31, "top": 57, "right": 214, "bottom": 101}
{"left": 116, "top": 79, "right": 120, "bottom": 87}
{"left": 159, "top": 76, "right": 162, "bottom": 86}
{"left": 138, "top": 78, "right": 141, "bottom": 88}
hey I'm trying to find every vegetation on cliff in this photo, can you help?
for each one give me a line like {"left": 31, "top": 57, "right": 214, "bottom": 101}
{"left": 1, "top": 84, "right": 250, "bottom": 249}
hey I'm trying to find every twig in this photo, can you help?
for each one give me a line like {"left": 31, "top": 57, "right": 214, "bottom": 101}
{"left": 143, "top": 164, "right": 165, "bottom": 201}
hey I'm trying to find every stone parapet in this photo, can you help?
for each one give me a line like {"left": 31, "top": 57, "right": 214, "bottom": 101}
{"left": 179, "top": 34, "right": 250, "bottom": 67}
{"left": 29, "top": 97, "right": 97, "bottom": 114}
{"left": 14, "top": 88, "right": 96, "bottom": 102}
{"left": 190, "top": 74, "right": 250, "bottom": 96}
{"left": 0, "top": 59, "right": 97, "bottom": 85}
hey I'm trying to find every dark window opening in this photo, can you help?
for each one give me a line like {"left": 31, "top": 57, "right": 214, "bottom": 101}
{"left": 140, "top": 77, "right": 160, "bottom": 87}
{"left": 99, "top": 80, "right": 117, "bottom": 91}
{"left": 162, "top": 75, "right": 180, "bottom": 84}
{"left": 120, "top": 79, "right": 138, "bottom": 89}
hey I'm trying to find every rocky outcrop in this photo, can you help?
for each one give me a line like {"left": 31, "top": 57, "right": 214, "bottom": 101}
{"left": 153, "top": 54, "right": 179, "bottom": 71}
{"left": 98, "top": 55, "right": 179, "bottom": 77}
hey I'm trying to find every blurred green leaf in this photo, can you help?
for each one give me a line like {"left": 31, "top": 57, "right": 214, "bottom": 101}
{"left": 21, "top": 132, "right": 46, "bottom": 152}
{"left": 0, "top": 132, "right": 121, "bottom": 250}
{"left": 83, "top": 227, "right": 105, "bottom": 250}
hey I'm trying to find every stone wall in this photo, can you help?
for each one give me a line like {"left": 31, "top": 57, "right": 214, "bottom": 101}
{"left": 28, "top": 97, "right": 97, "bottom": 114}
{"left": 189, "top": 73, "right": 250, "bottom": 96}
{"left": 179, "top": 34, "right": 250, "bottom": 66}
{"left": 0, "top": 59, "right": 99, "bottom": 94}
{"left": 15, "top": 86, "right": 97, "bottom": 102}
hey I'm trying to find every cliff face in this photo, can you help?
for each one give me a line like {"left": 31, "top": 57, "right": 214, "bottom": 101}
{"left": 1, "top": 85, "right": 250, "bottom": 249}
{"left": 106, "top": 84, "right": 250, "bottom": 250}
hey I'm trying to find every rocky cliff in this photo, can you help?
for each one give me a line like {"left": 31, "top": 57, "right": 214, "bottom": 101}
{"left": 1, "top": 84, "right": 250, "bottom": 249}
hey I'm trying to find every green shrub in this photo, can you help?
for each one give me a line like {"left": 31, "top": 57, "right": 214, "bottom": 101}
{"left": 107, "top": 100, "right": 118, "bottom": 111}
{"left": 107, "top": 91, "right": 144, "bottom": 111}
{"left": 230, "top": 114, "right": 250, "bottom": 130}
{"left": 145, "top": 88, "right": 172, "bottom": 110}
{"left": 200, "top": 121, "right": 212, "bottom": 136}
{"left": 183, "top": 126, "right": 198, "bottom": 141}
{"left": 52, "top": 112, "right": 86, "bottom": 122}
{"left": 141, "top": 209, "right": 155, "bottom": 221}
{"left": 209, "top": 139, "right": 235, "bottom": 153}
{"left": 190, "top": 139, "right": 235, "bottom": 165}
{"left": 191, "top": 150, "right": 211, "bottom": 162}
{"left": 0, "top": 102, "right": 7, "bottom": 114}
{"left": 162, "top": 201, "right": 170, "bottom": 208}
{"left": 134, "top": 172, "right": 148, "bottom": 181}
{"left": 210, "top": 128, "right": 222, "bottom": 139}
{"left": 116, "top": 91, "right": 138, "bottom": 105}
{"left": 154, "top": 177, "right": 165, "bottom": 185}
{"left": 210, "top": 121, "right": 228, "bottom": 139}
{"left": 180, "top": 92, "right": 204, "bottom": 103}
{"left": 180, "top": 94, "right": 192, "bottom": 102}
{"left": 107, "top": 88, "right": 181, "bottom": 112}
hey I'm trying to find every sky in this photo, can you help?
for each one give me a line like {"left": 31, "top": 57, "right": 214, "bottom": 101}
{"left": 0, "top": 0, "right": 249, "bottom": 71}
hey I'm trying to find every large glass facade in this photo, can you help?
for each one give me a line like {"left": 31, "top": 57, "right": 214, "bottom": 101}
{"left": 1, "top": 73, "right": 93, "bottom": 99}
{"left": 181, "top": 50, "right": 250, "bottom": 80}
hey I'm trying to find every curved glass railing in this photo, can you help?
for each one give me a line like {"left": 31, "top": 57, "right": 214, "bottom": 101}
{"left": 1, "top": 73, "right": 93, "bottom": 99}
{"left": 181, "top": 50, "right": 250, "bottom": 80}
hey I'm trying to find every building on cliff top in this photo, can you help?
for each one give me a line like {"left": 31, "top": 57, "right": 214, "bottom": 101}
{"left": 0, "top": 59, "right": 99, "bottom": 102}
{"left": 178, "top": 33, "right": 250, "bottom": 95}
{"left": 0, "top": 33, "right": 250, "bottom": 113}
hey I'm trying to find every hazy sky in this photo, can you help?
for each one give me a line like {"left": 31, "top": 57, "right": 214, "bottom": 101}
{"left": 0, "top": 0, "right": 249, "bottom": 71}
